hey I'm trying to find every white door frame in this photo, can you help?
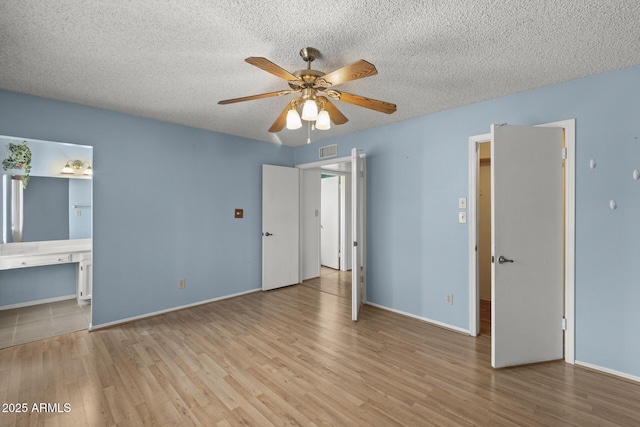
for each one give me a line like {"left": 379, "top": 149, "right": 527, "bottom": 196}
{"left": 468, "top": 119, "right": 576, "bottom": 364}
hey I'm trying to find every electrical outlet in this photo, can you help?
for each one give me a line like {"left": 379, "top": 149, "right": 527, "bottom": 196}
{"left": 445, "top": 293, "right": 453, "bottom": 305}
{"left": 179, "top": 279, "right": 186, "bottom": 289}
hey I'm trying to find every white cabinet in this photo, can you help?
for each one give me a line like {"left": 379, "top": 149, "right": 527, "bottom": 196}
{"left": 0, "top": 253, "right": 71, "bottom": 269}
{"left": 77, "top": 253, "right": 92, "bottom": 303}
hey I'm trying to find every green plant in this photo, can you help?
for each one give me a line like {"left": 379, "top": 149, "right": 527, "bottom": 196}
{"left": 2, "top": 141, "right": 32, "bottom": 188}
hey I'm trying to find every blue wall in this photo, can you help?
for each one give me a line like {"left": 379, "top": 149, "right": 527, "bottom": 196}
{"left": 0, "top": 264, "right": 76, "bottom": 307}
{"left": 295, "top": 64, "right": 640, "bottom": 379}
{"left": 0, "top": 135, "right": 93, "bottom": 177}
{"left": 0, "top": 89, "right": 293, "bottom": 324}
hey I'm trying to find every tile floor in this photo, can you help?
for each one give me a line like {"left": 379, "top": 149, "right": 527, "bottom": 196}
{"left": 0, "top": 298, "right": 90, "bottom": 349}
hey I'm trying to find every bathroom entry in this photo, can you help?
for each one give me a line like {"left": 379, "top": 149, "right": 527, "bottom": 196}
{"left": 477, "top": 142, "right": 492, "bottom": 336}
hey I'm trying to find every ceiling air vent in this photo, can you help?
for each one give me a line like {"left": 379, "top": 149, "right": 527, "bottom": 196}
{"left": 319, "top": 144, "right": 338, "bottom": 159}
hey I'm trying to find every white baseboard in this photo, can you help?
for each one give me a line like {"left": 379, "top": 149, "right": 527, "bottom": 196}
{"left": 0, "top": 294, "right": 76, "bottom": 311}
{"left": 366, "top": 302, "right": 470, "bottom": 335}
{"left": 575, "top": 360, "right": 640, "bottom": 384}
{"left": 90, "top": 288, "right": 261, "bottom": 331}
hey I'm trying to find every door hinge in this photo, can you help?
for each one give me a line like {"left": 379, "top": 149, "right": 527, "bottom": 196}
{"left": 353, "top": 241, "right": 358, "bottom": 247}
{"left": 562, "top": 317, "right": 567, "bottom": 331}
{"left": 491, "top": 255, "right": 494, "bottom": 263}
{"left": 561, "top": 147, "right": 567, "bottom": 160}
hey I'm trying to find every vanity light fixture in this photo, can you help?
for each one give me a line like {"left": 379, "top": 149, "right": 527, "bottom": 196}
{"left": 61, "top": 160, "right": 92, "bottom": 176}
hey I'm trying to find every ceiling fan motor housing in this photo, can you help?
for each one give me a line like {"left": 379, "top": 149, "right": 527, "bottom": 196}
{"left": 289, "top": 69, "right": 325, "bottom": 90}
{"left": 299, "top": 47, "right": 320, "bottom": 64}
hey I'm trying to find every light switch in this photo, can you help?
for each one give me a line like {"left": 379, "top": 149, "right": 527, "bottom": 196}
{"left": 458, "top": 197, "right": 467, "bottom": 209}
{"left": 458, "top": 212, "right": 467, "bottom": 223}
{"left": 75, "top": 209, "right": 82, "bottom": 217}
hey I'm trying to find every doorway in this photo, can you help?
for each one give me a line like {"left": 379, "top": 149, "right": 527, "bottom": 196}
{"left": 0, "top": 136, "right": 93, "bottom": 348}
{"left": 299, "top": 159, "right": 353, "bottom": 281}
{"left": 468, "top": 119, "right": 576, "bottom": 365}
{"left": 477, "top": 142, "right": 492, "bottom": 336}
{"left": 295, "top": 150, "right": 366, "bottom": 321}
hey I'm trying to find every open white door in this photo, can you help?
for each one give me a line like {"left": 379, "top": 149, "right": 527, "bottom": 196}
{"left": 491, "top": 125, "right": 563, "bottom": 368}
{"left": 262, "top": 165, "right": 299, "bottom": 291}
{"left": 351, "top": 149, "right": 366, "bottom": 321}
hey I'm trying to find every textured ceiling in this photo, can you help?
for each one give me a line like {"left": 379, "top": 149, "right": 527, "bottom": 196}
{"left": 1, "top": 1, "right": 639, "bottom": 147}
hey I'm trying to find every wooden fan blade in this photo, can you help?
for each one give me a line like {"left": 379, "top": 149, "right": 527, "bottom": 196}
{"left": 269, "top": 104, "right": 290, "bottom": 133}
{"left": 218, "top": 90, "right": 295, "bottom": 105}
{"left": 336, "top": 91, "right": 397, "bottom": 114}
{"left": 318, "top": 97, "right": 348, "bottom": 125}
{"left": 315, "top": 60, "right": 378, "bottom": 87}
{"left": 245, "top": 57, "right": 302, "bottom": 85}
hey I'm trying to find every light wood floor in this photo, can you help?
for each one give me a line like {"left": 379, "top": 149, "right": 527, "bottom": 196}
{"left": 2, "top": 273, "right": 640, "bottom": 426}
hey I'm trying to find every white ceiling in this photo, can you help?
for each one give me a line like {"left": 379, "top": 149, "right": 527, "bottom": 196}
{"left": 1, "top": 1, "right": 639, "bottom": 147}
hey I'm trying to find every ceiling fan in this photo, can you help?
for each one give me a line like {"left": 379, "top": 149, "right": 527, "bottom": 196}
{"left": 218, "top": 47, "right": 397, "bottom": 133}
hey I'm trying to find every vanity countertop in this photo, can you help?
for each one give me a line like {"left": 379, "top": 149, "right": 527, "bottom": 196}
{"left": 0, "top": 238, "right": 91, "bottom": 258}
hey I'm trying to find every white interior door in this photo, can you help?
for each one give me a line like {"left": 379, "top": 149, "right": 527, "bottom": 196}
{"left": 262, "top": 165, "right": 299, "bottom": 291}
{"left": 491, "top": 125, "right": 563, "bottom": 368}
{"left": 321, "top": 175, "right": 340, "bottom": 269}
{"left": 351, "top": 149, "right": 366, "bottom": 321}
{"left": 300, "top": 169, "right": 321, "bottom": 281}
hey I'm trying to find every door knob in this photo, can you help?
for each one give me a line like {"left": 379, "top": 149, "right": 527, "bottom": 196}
{"left": 498, "top": 255, "right": 514, "bottom": 264}
{"left": 263, "top": 232, "right": 273, "bottom": 236}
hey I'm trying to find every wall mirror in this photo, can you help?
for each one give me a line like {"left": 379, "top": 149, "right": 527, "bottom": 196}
{"left": 1, "top": 135, "right": 92, "bottom": 245}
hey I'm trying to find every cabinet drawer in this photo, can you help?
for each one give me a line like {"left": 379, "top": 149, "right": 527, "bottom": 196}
{"left": 2, "top": 253, "right": 72, "bottom": 269}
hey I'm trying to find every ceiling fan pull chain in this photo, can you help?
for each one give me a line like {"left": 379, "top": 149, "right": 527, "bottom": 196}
{"left": 307, "top": 121, "right": 311, "bottom": 144}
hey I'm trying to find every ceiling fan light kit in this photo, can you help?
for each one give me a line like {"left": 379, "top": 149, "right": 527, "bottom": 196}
{"left": 218, "top": 47, "right": 397, "bottom": 137}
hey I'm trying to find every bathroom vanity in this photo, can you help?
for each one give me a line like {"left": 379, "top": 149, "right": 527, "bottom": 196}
{"left": 2, "top": 135, "right": 93, "bottom": 309}
{"left": 0, "top": 239, "right": 92, "bottom": 304}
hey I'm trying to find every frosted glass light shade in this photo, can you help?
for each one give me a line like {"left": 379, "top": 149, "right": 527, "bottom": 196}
{"left": 315, "top": 109, "right": 331, "bottom": 130}
{"left": 301, "top": 99, "right": 318, "bottom": 121}
{"left": 286, "top": 109, "right": 302, "bottom": 129}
